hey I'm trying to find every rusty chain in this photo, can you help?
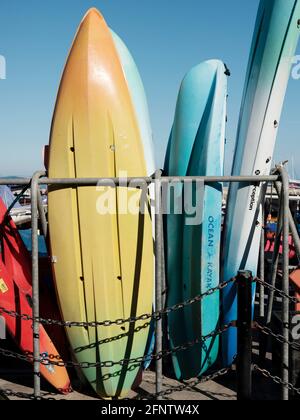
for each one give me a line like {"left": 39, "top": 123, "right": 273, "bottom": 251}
{"left": 0, "top": 366, "right": 234, "bottom": 401}
{"left": 0, "top": 322, "right": 233, "bottom": 369}
{"left": 0, "top": 388, "right": 57, "bottom": 400}
{"left": 1, "top": 276, "right": 299, "bottom": 400}
{"left": 255, "top": 323, "right": 300, "bottom": 352}
{"left": 255, "top": 277, "right": 300, "bottom": 305}
{"left": 253, "top": 365, "right": 300, "bottom": 396}
{"left": 3, "top": 277, "right": 297, "bottom": 330}
{"left": 138, "top": 366, "right": 234, "bottom": 400}
{"left": 0, "top": 278, "right": 235, "bottom": 328}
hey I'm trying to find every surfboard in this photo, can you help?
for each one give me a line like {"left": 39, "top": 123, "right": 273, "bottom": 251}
{"left": 47, "top": 8, "right": 154, "bottom": 399}
{"left": 164, "top": 60, "right": 228, "bottom": 380}
{"left": 0, "top": 198, "right": 70, "bottom": 393}
{"left": 222, "top": 0, "right": 300, "bottom": 366}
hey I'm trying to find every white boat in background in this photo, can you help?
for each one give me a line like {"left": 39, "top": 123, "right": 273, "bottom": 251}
{"left": 289, "top": 179, "right": 300, "bottom": 196}
{"left": 9, "top": 205, "right": 32, "bottom": 226}
{"left": 0, "top": 185, "right": 31, "bottom": 226}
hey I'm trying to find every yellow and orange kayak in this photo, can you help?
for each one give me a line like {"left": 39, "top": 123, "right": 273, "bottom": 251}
{"left": 48, "top": 8, "right": 154, "bottom": 399}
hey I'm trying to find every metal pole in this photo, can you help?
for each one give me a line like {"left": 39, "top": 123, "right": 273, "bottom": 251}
{"left": 258, "top": 187, "right": 283, "bottom": 365}
{"left": 276, "top": 165, "right": 290, "bottom": 401}
{"left": 0, "top": 174, "right": 280, "bottom": 187}
{"left": 274, "top": 181, "right": 300, "bottom": 262}
{"left": 288, "top": 214, "right": 300, "bottom": 263}
{"left": 31, "top": 171, "right": 45, "bottom": 398}
{"left": 258, "top": 204, "right": 267, "bottom": 365}
{"left": 155, "top": 170, "right": 163, "bottom": 399}
{"left": 266, "top": 194, "right": 283, "bottom": 326}
{"left": 161, "top": 211, "right": 167, "bottom": 309}
{"left": 40, "top": 175, "right": 279, "bottom": 185}
{"left": 259, "top": 204, "right": 265, "bottom": 318}
{"left": 237, "top": 270, "right": 253, "bottom": 401}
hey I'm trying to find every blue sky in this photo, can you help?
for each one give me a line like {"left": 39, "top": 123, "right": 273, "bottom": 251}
{"left": 0, "top": 0, "right": 299, "bottom": 177}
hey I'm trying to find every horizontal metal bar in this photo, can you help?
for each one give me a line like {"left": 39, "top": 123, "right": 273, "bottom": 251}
{"left": 161, "top": 175, "right": 279, "bottom": 183}
{"left": 266, "top": 195, "right": 300, "bottom": 202}
{"left": 0, "top": 179, "right": 31, "bottom": 185}
{"left": 0, "top": 175, "right": 280, "bottom": 187}
{"left": 40, "top": 177, "right": 153, "bottom": 186}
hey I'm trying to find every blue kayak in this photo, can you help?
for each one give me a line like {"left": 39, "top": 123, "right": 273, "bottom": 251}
{"left": 164, "top": 60, "right": 228, "bottom": 380}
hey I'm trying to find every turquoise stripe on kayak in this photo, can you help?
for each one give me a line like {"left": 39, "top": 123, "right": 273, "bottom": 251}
{"left": 165, "top": 60, "right": 227, "bottom": 380}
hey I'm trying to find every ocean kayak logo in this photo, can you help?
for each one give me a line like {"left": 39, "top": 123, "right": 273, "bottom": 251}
{"left": 95, "top": 171, "right": 204, "bottom": 226}
{"left": 249, "top": 186, "right": 257, "bottom": 211}
{"left": 291, "top": 55, "right": 300, "bottom": 80}
{"left": 0, "top": 317, "right": 5, "bottom": 340}
{"left": 0, "top": 55, "right": 6, "bottom": 80}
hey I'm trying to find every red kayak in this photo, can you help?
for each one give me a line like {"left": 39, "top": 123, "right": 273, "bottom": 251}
{"left": 0, "top": 198, "right": 71, "bottom": 393}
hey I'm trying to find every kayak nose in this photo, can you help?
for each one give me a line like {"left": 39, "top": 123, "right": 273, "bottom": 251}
{"left": 81, "top": 7, "right": 105, "bottom": 25}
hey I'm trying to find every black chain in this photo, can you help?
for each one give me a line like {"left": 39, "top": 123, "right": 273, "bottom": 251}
{"left": 0, "top": 323, "right": 233, "bottom": 370}
{"left": 139, "top": 366, "right": 233, "bottom": 400}
{"left": 255, "top": 323, "right": 300, "bottom": 352}
{"left": 0, "top": 388, "right": 57, "bottom": 400}
{"left": 255, "top": 278, "right": 300, "bottom": 305}
{"left": 253, "top": 365, "right": 300, "bottom": 396}
{"left": 1, "top": 366, "right": 233, "bottom": 401}
{"left": 0, "top": 278, "right": 235, "bottom": 328}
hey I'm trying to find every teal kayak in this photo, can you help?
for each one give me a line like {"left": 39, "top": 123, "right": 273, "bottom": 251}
{"left": 164, "top": 60, "right": 228, "bottom": 380}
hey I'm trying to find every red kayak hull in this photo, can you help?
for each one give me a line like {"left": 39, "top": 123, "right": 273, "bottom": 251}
{"left": 0, "top": 198, "right": 71, "bottom": 393}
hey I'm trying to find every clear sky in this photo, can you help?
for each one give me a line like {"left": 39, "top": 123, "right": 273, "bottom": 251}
{"left": 0, "top": 0, "right": 299, "bottom": 177}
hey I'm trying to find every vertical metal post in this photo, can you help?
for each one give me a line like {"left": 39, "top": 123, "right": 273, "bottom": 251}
{"left": 155, "top": 170, "right": 163, "bottom": 399}
{"left": 258, "top": 204, "right": 267, "bottom": 365}
{"left": 237, "top": 270, "right": 253, "bottom": 401}
{"left": 31, "top": 171, "right": 45, "bottom": 398}
{"left": 266, "top": 197, "right": 283, "bottom": 326}
{"left": 259, "top": 204, "right": 265, "bottom": 318}
{"left": 274, "top": 181, "right": 300, "bottom": 262}
{"left": 277, "top": 166, "right": 290, "bottom": 401}
{"left": 288, "top": 213, "right": 300, "bottom": 262}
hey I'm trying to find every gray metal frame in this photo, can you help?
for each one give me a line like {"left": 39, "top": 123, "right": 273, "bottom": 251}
{"left": 0, "top": 168, "right": 297, "bottom": 400}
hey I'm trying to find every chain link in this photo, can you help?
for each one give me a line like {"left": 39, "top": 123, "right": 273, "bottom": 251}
{"left": 1, "top": 367, "right": 233, "bottom": 401}
{"left": 0, "top": 278, "right": 235, "bottom": 328}
{"left": 0, "top": 323, "right": 233, "bottom": 369}
{"left": 0, "top": 388, "right": 57, "bottom": 400}
{"left": 253, "top": 365, "right": 300, "bottom": 396}
{"left": 140, "top": 366, "right": 233, "bottom": 400}
{"left": 3, "top": 275, "right": 300, "bottom": 399}
{"left": 255, "top": 277, "right": 300, "bottom": 305}
{"left": 255, "top": 323, "right": 300, "bottom": 352}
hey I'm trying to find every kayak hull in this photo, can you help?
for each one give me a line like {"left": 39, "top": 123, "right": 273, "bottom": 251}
{"left": 222, "top": 0, "right": 300, "bottom": 366}
{"left": 48, "top": 9, "right": 154, "bottom": 399}
{"left": 165, "top": 60, "right": 227, "bottom": 380}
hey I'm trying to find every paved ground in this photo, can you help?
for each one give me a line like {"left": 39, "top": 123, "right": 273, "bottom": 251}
{"left": 0, "top": 336, "right": 285, "bottom": 400}
{"left": 0, "top": 335, "right": 239, "bottom": 400}
{"left": 0, "top": 357, "right": 283, "bottom": 401}
{"left": 0, "top": 370, "right": 237, "bottom": 401}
